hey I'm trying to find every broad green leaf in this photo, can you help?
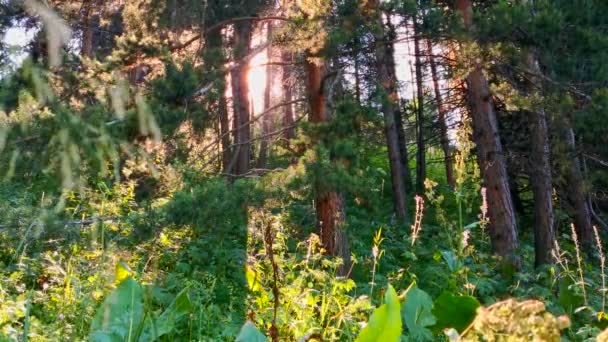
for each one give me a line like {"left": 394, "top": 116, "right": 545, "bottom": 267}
{"left": 236, "top": 321, "right": 268, "bottom": 342}
{"left": 402, "top": 284, "right": 435, "bottom": 341}
{"left": 90, "top": 277, "right": 144, "bottom": 342}
{"left": 558, "top": 277, "right": 583, "bottom": 314}
{"left": 139, "top": 289, "right": 194, "bottom": 341}
{"left": 356, "top": 285, "right": 402, "bottom": 342}
{"left": 431, "top": 292, "right": 480, "bottom": 333}
{"left": 440, "top": 250, "right": 460, "bottom": 272}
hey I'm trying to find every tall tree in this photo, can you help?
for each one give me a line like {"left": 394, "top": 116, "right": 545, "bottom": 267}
{"left": 561, "top": 121, "right": 594, "bottom": 248}
{"left": 525, "top": 51, "right": 555, "bottom": 267}
{"left": 427, "top": 40, "right": 455, "bottom": 188}
{"left": 281, "top": 50, "right": 295, "bottom": 140}
{"left": 231, "top": 20, "right": 253, "bottom": 176}
{"left": 455, "top": 0, "right": 519, "bottom": 260}
{"left": 306, "top": 59, "right": 350, "bottom": 275}
{"left": 386, "top": 15, "right": 413, "bottom": 194}
{"left": 205, "top": 29, "right": 232, "bottom": 174}
{"left": 371, "top": 2, "right": 408, "bottom": 220}
{"left": 413, "top": 14, "right": 426, "bottom": 194}
{"left": 257, "top": 22, "right": 274, "bottom": 169}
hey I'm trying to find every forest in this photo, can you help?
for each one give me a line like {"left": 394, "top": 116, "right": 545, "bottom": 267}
{"left": 1, "top": 0, "right": 608, "bottom": 340}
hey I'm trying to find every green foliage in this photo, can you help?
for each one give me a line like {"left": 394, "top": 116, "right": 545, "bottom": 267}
{"left": 236, "top": 321, "right": 268, "bottom": 342}
{"left": 90, "top": 269, "right": 193, "bottom": 342}
{"left": 356, "top": 285, "right": 401, "bottom": 342}
{"left": 2, "top": 0, "right": 608, "bottom": 341}
{"left": 431, "top": 292, "right": 480, "bottom": 333}
{"left": 402, "top": 284, "right": 435, "bottom": 341}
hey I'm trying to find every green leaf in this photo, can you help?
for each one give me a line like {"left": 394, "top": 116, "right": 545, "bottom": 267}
{"left": 402, "top": 284, "right": 435, "bottom": 341}
{"left": 558, "top": 277, "right": 584, "bottom": 314}
{"left": 236, "top": 321, "right": 268, "bottom": 342}
{"left": 440, "top": 250, "right": 460, "bottom": 272}
{"left": 463, "top": 221, "right": 480, "bottom": 230}
{"left": 431, "top": 292, "right": 480, "bottom": 333}
{"left": 356, "top": 284, "right": 402, "bottom": 342}
{"left": 246, "top": 265, "right": 261, "bottom": 292}
{"left": 90, "top": 277, "right": 144, "bottom": 342}
{"left": 139, "top": 288, "right": 194, "bottom": 341}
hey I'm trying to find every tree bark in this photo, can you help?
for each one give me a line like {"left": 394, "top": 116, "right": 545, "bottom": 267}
{"left": 281, "top": 50, "right": 295, "bottom": 140}
{"left": 231, "top": 21, "right": 253, "bottom": 176}
{"left": 456, "top": 0, "right": 519, "bottom": 260}
{"left": 352, "top": 36, "right": 362, "bottom": 105}
{"left": 427, "top": 40, "right": 455, "bottom": 188}
{"left": 373, "top": 7, "right": 408, "bottom": 220}
{"left": 81, "top": 0, "right": 95, "bottom": 58}
{"left": 306, "top": 59, "right": 350, "bottom": 275}
{"left": 257, "top": 22, "right": 273, "bottom": 169}
{"left": 563, "top": 124, "right": 593, "bottom": 248}
{"left": 386, "top": 16, "right": 413, "bottom": 194}
{"left": 205, "top": 29, "right": 232, "bottom": 174}
{"left": 413, "top": 17, "right": 426, "bottom": 194}
{"left": 525, "top": 52, "right": 555, "bottom": 267}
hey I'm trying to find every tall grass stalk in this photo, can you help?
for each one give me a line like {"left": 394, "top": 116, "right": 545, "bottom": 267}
{"left": 370, "top": 228, "right": 384, "bottom": 299}
{"left": 571, "top": 223, "right": 588, "bottom": 306}
{"left": 410, "top": 196, "right": 424, "bottom": 247}
{"left": 594, "top": 225, "right": 606, "bottom": 313}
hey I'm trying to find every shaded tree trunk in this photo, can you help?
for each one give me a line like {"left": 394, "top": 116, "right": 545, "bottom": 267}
{"left": 257, "top": 22, "right": 273, "bottom": 169}
{"left": 306, "top": 59, "right": 350, "bottom": 275}
{"left": 205, "top": 30, "right": 232, "bottom": 174}
{"left": 427, "top": 40, "right": 455, "bottom": 188}
{"left": 281, "top": 50, "right": 295, "bottom": 140}
{"left": 413, "top": 17, "right": 426, "bottom": 194}
{"left": 352, "top": 36, "right": 361, "bottom": 105}
{"left": 386, "top": 16, "right": 413, "bottom": 194}
{"left": 456, "top": 0, "right": 519, "bottom": 260}
{"left": 81, "top": 0, "right": 94, "bottom": 58}
{"left": 219, "top": 93, "right": 231, "bottom": 173}
{"left": 525, "top": 52, "right": 555, "bottom": 267}
{"left": 563, "top": 124, "right": 593, "bottom": 248}
{"left": 373, "top": 7, "right": 408, "bottom": 220}
{"left": 231, "top": 21, "right": 253, "bottom": 176}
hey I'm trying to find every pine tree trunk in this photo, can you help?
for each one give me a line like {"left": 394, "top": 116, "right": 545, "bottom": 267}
{"left": 563, "top": 124, "right": 593, "bottom": 248}
{"left": 281, "top": 51, "right": 295, "bottom": 140}
{"left": 306, "top": 59, "right": 350, "bottom": 275}
{"left": 525, "top": 52, "right": 555, "bottom": 267}
{"left": 81, "top": 0, "right": 94, "bottom": 58}
{"left": 456, "top": 0, "right": 519, "bottom": 260}
{"left": 231, "top": 21, "right": 252, "bottom": 176}
{"left": 353, "top": 37, "right": 362, "bottom": 105}
{"left": 386, "top": 16, "right": 413, "bottom": 194}
{"left": 427, "top": 40, "right": 455, "bottom": 188}
{"left": 257, "top": 23, "right": 273, "bottom": 169}
{"left": 414, "top": 18, "right": 426, "bottom": 194}
{"left": 373, "top": 9, "right": 408, "bottom": 220}
{"left": 205, "top": 30, "right": 232, "bottom": 174}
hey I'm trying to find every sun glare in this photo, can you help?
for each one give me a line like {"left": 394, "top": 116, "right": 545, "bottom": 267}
{"left": 248, "top": 49, "right": 268, "bottom": 114}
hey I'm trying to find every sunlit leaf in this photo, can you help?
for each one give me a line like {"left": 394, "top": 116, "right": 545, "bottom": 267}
{"left": 246, "top": 264, "right": 261, "bottom": 292}
{"left": 90, "top": 277, "right": 144, "bottom": 342}
{"left": 356, "top": 284, "right": 402, "bottom": 342}
{"left": 115, "top": 260, "right": 133, "bottom": 285}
